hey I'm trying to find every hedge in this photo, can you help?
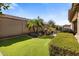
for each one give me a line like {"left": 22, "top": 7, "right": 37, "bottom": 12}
{"left": 49, "top": 32, "right": 79, "bottom": 56}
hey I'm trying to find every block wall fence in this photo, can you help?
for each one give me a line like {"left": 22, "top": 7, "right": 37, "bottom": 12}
{"left": 0, "top": 14, "right": 29, "bottom": 38}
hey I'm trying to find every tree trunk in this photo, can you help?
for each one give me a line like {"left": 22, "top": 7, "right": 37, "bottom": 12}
{"left": 33, "top": 26, "right": 36, "bottom": 33}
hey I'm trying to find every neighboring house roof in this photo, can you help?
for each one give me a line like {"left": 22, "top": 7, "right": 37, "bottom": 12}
{"left": 63, "top": 25, "right": 71, "bottom": 28}
{"left": 0, "top": 14, "right": 29, "bottom": 21}
{"left": 63, "top": 25, "right": 71, "bottom": 27}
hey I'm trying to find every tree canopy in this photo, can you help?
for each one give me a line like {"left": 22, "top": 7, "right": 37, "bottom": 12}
{"left": 0, "top": 3, "right": 10, "bottom": 14}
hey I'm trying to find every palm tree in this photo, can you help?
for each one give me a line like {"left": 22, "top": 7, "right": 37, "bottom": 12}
{"left": 36, "top": 16, "right": 44, "bottom": 32}
{"left": 26, "top": 16, "right": 44, "bottom": 33}
{"left": 0, "top": 3, "right": 10, "bottom": 14}
{"left": 26, "top": 19, "right": 38, "bottom": 33}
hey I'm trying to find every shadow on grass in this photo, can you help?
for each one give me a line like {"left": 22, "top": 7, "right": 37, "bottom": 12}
{"left": 0, "top": 35, "right": 32, "bottom": 47}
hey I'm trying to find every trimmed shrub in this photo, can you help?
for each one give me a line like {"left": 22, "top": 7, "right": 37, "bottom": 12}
{"left": 49, "top": 33, "right": 79, "bottom": 56}
{"left": 62, "top": 28, "right": 75, "bottom": 34}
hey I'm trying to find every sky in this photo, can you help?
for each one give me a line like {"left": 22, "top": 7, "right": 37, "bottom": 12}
{"left": 3, "top": 3, "right": 72, "bottom": 25}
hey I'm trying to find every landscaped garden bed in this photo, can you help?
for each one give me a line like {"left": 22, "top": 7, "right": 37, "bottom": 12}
{"left": 0, "top": 32, "right": 79, "bottom": 56}
{"left": 49, "top": 32, "right": 79, "bottom": 56}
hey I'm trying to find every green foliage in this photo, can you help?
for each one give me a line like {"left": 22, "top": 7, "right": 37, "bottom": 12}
{"left": 26, "top": 17, "right": 44, "bottom": 32}
{"left": 38, "top": 35, "right": 54, "bottom": 39}
{"left": 55, "top": 25, "right": 62, "bottom": 31}
{"left": 26, "top": 17, "right": 57, "bottom": 35}
{"left": 26, "top": 19, "right": 37, "bottom": 32}
{"left": 48, "top": 20, "right": 55, "bottom": 28}
{"left": 49, "top": 33, "right": 79, "bottom": 55}
{"left": 0, "top": 3, "right": 10, "bottom": 14}
{"left": 62, "top": 28, "right": 74, "bottom": 34}
{"left": 0, "top": 12, "right": 2, "bottom": 14}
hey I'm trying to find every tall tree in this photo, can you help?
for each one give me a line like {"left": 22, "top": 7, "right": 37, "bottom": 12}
{"left": 48, "top": 20, "right": 55, "bottom": 28}
{"left": 0, "top": 3, "right": 10, "bottom": 14}
{"left": 36, "top": 16, "right": 44, "bottom": 31}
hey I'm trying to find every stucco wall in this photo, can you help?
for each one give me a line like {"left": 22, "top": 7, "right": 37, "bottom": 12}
{"left": 0, "top": 15, "right": 28, "bottom": 38}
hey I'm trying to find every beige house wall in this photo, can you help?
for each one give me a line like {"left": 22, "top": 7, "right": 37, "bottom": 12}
{"left": 68, "top": 3, "right": 79, "bottom": 42}
{"left": 0, "top": 14, "right": 29, "bottom": 38}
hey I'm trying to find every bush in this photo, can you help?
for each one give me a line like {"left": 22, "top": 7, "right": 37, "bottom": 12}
{"left": 27, "top": 32, "right": 39, "bottom": 37}
{"left": 49, "top": 33, "right": 79, "bottom": 56}
{"left": 62, "top": 28, "right": 75, "bottom": 35}
{"left": 38, "top": 35, "right": 54, "bottom": 39}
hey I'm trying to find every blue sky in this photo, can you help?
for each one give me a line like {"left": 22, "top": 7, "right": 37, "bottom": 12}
{"left": 3, "top": 3, "right": 71, "bottom": 25}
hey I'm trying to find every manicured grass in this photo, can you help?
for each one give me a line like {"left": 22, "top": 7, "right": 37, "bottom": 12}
{"left": 0, "top": 36, "right": 51, "bottom": 56}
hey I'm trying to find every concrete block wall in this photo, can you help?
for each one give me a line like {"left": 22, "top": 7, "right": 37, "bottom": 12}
{"left": 0, "top": 14, "right": 29, "bottom": 38}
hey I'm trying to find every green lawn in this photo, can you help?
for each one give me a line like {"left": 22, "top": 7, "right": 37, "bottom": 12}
{"left": 0, "top": 36, "right": 51, "bottom": 56}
